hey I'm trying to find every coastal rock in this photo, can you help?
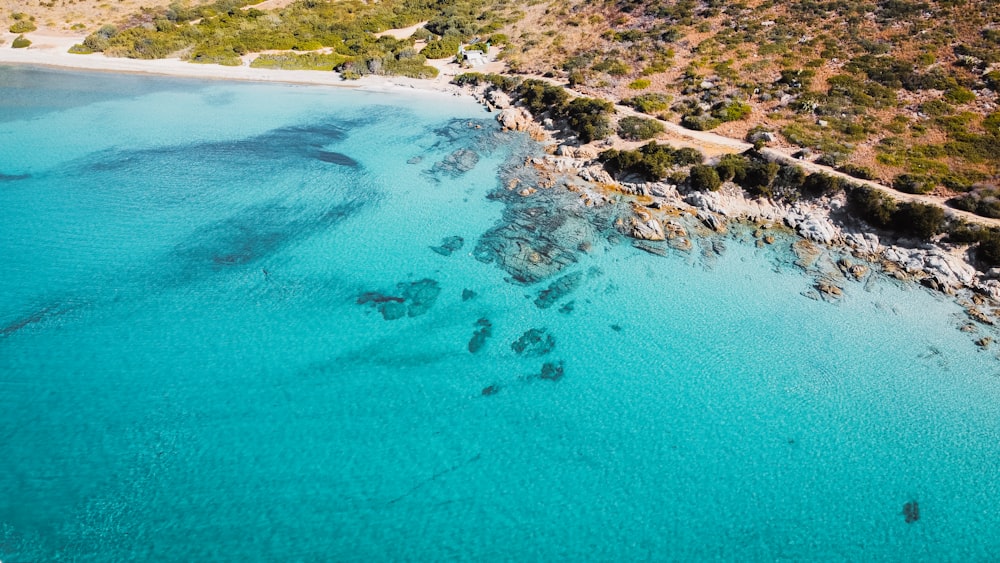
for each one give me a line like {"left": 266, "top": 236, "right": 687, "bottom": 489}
{"left": 616, "top": 208, "right": 666, "bottom": 241}
{"left": 792, "top": 240, "right": 822, "bottom": 269}
{"left": 497, "top": 108, "right": 536, "bottom": 133}
{"left": 815, "top": 278, "right": 843, "bottom": 300}
{"left": 578, "top": 165, "right": 614, "bottom": 184}
{"left": 537, "top": 361, "right": 564, "bottom": 381}
{"left": 883, "top": 246, "right": 976, "bottom": 291}
{"left": 697, "top": 210, "right": 727, "bottom": 232}
{"left": 486, "top": 89, "right": 512, "bottom": 109}
{"left": 785, "top": 206, "right": 839, "bottom": 244}
{"left": 685, "top": 190, "right": 728, "bottom": 216}
{"left": 845, "top": 232, "right": 881, "bottom": 256}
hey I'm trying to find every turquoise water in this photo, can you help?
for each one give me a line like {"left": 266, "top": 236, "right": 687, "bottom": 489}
{"left": 2, "top": 66, "right": 1000, "bottom": 561}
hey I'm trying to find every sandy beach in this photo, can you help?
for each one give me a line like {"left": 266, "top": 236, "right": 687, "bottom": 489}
{"left": 0, "top": 31, "right": 472, "bottom": 98}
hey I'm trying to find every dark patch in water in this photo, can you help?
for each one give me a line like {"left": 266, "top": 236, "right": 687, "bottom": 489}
{"left": 511, "top": 328, "right": 555, "bottom": 356}
{"left": 481, "top": 384, "right": 501, "bottom": 396}
{"left": 431, "top": 236, "right": 465, "bottom": 256}
{"left": 461, "top": 289, "right": 477, "bottom": 301}
{"left": 358, "top": 278, "right": 441, "bottom": 320}
{"left": 468, "top": 317, "right": 492, "bottom": 353}
{"left": 558, "top": 301, "right": 575, "bottom": 314}
{"left": 610, "top": 324, "right": 622, "bottom": 332}
{"left": 316, "top": 151, "right": 359, "bottom": 167}
{"left": 903, "top": 501, "right": 920, "bottom": 523}
{"left": 534, "top": 272, "right": 584, "bottom": 309}
{"left": 168, "top": 199, "right": 363, "bottom": 284}
{"left": 537, "top": 361, "right": 564, "bottom": 381}
{"left": 0, "top": 302, "right": 77, "bottom": 338}
{"left": 0, "top": 172, "right": 30, "bottom": 182}
{"left": 431, "top": 149, "right": 480, "bottom": 178}
{"left": 82, "top": 118, "right": 362, "bottom": 175}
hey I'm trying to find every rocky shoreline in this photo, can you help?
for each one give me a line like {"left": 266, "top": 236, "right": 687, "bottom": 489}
{"left": 463, "top": 80, "right": 1000, "bottom": 348}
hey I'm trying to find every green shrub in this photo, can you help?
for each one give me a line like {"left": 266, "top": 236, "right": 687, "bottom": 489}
{"left": 893, "top": 173, "right": 936, "bottom": 194}
{"left": 623, "top": 93, "right": 671, "bottom": 114}
{"left": 895, "top": 202, "right": 946, "bottom": 238}
{"left": 251, "top": 52, "right": 348, "bottom": 71}
{"left": 617, "top": 115, "right": 664, "bottom": 141}
{"left": 68, "top": 44, "right": 94, "bottom": 54}
{"left": 712, "top": 100, "right": 751, "bottom": 122}
{"left": 9, "top": 20, "right": 37, "bottom": 33}
{"left": 421, "top": 36, "right": 461, "bottom": 59}
{"left": 600, "top": 142, "right": 703, "bottom": 181}
{"left": 628, "top": 78, "right": 651, "bottom": 90}
{"left": 715, "top": 154, "right": 748, "bottom": 183}
{"left": 850, "top": 187, "right": 896, "bottom": 228}
{"left": 801, "top": 172, "right": 845, "bottom": 197}
{"left": 944, "top": 87, "right": 976, "bottom": 104}
{"left": 950, "top": 187, "right": 1000, "bottom": 219}
{"left": 689, "top": 164, "right": 722, "bottom": 191}
{"left": 681, "top": 113, "right": 722, "bottom": 131}
{"left": 11, "top": 35, "right": 31, "bottom": 49}
{"left": 564, "top": 97, "right": 614, "bottom": 143}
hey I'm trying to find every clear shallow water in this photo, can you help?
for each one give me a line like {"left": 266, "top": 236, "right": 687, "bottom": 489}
{"left": 2, "top": 67, "right": 1000, "bottom": 561}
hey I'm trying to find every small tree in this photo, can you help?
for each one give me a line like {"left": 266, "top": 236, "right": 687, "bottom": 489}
{"left": 689, "top": 164, "right": 722, "bottom": 191}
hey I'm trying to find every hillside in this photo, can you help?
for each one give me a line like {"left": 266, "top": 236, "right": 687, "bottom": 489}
{"left": 5, "top": 0, "right": 1000, "bottom": 213}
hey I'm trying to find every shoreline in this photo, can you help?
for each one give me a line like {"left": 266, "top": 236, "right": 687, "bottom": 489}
{"left": 4, "top": 38, "right": 1000, "bottom": 335}
{"left": 0, "top": 32, "right": 466, "bottom": 99}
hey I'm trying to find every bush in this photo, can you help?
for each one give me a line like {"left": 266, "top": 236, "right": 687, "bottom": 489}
{"left": 893, "top": 173, "right": 935, "bottom": 194}
{"left": 944, "top": 87, "right": 976, "bottom": 104}
{"left": 617, "top": 115, "right": 664, "bottom": 141}
{"left": 421, "top": 36, "right": 461, "bottom": 59}
{"left": 628, "top": 78, "right": 651, "bottom": 90}
{"left": 801, "top": 173, "right": 845, "bottom": 197}
{"left": 68, "top": 44, "right": 94, "bottom": 54}
{"left": 681, "top": 113, "right": 722, "bottom": 131}
{"left": 715, "top": 153, "right": 749, "bottom": 182}
{"left": 623, "top": 93, "right": 671, "bottom": 115}
{"left": 950, "top": 187, "right": 1000, "bottom": 219}
{"left": 564, "top": 97, "right": 614, "bottom": 143}
{"left": 712, "top": 100, "right": 751, "bottom": 122}
{"left": 10, "top": 20, "right": 36, "bottom": 33}
{"left": 895, "top": 202, "right": 946, "bottom": 238}
{"left": 689, "top": 164, "right": 722, "bottom": 191}
{"left": 11, "top": 35, "right": 31, "bottom": 49}
{"left": 849, "top": 187, "right": 897, "bottom": 228}
{"left": 600, "top": 142, "right": 702, "bottom": 181}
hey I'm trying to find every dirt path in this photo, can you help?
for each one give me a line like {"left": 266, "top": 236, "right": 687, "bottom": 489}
{"left": 536, "top": 77, "right": 1000, "bottom": 229}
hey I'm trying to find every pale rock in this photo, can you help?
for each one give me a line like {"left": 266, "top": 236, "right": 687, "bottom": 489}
{"left": 486, "top": 89, "right": 512, "bottom": 109}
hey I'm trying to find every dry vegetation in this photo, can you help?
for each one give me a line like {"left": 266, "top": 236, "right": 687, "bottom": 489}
{"left": 498, "top": 0, "right": 1000, "bottom": 200}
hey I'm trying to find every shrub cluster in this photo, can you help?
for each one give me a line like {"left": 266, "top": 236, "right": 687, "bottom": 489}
{"left": 599, "top": 142, "right": 703, "bottom": 181}
{"left": 617, "top": 115, "right": 664, "bottom": 141}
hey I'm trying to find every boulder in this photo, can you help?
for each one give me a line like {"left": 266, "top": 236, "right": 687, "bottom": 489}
{"left": 486, "top": 89, "right": 512, "bottom": 109}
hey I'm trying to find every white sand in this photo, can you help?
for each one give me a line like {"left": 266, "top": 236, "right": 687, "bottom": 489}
{"left": 0, "top": 31, "right": 469, "bottom": 99}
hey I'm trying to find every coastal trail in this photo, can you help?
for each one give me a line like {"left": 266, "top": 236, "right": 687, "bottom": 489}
{"left": 535, "top": 76, "right": 1000, "bottom": 230}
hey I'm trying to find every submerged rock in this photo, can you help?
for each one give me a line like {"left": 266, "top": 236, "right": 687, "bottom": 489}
{"left": 903, "top": 501, "right": 920, "bottom": 524}
{"left": 468, "top": 317, "right": 493, "bottom": 354}
{"left": 461, "top": 288, "right": 477, "bottom": 301}
{"left": 431, "top": 236, "right": 465, "bottom": 256}
{"left": 534, "top": 271, "right": 584, "bottom": 309}
{"left": 433, "top": 148, "right": 480, "bottom": 177}
{"left": 538, "top": 361, "right": 564, "bottom": 381}
{"left": 511, "top": 328, "right": 556, "bottom": 356}
{"left": 358, "top": 278, "right": 441, "bottom": 320}
{"left": 481, "top": 384, "right": 501, "bottom": 396}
